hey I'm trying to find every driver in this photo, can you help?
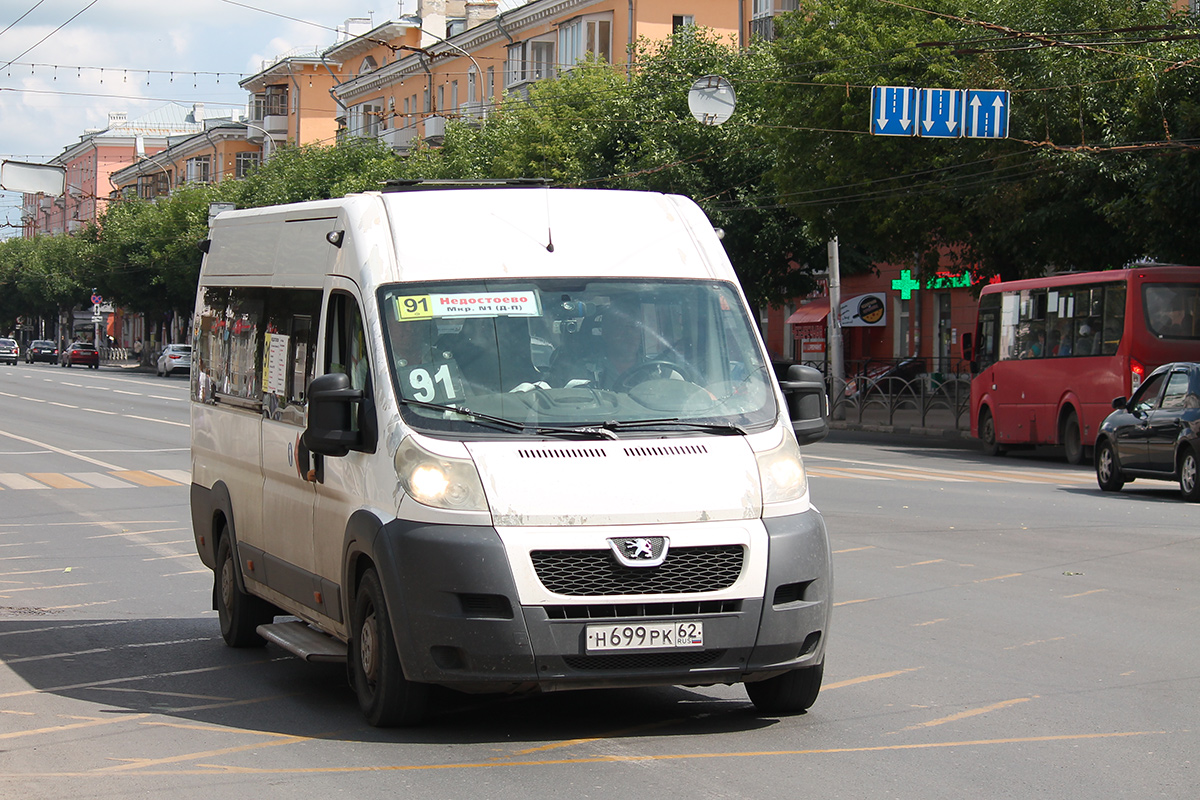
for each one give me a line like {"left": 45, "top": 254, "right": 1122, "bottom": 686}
{"left": 564, "top": 300, "right": 686, "bottom": 390}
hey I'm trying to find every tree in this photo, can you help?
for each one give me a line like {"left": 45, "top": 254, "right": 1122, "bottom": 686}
{"left": 767, "top": 0, "right": 1199, "bottom": 281}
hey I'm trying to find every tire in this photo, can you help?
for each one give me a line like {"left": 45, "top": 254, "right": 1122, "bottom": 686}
{"left": 979, "top": 407, "right": 1002, "bottom": 457}
{"left": 1062, "top": 410, "right": 1084, "bottom": 465}
{"left": 746, "top": 661, "right": 824, "bottom": 715}
{"left": 215, "top": 534, "right": 274, "bottom": 647}
{"left": 1180, "top": 447, "right": 1200, "bottom": 503}
{"left": 1095, "top": 438, "right": 1126, "bottom": 493}
{"left": 351, "top": 568, "right": 430, "bottom": 727}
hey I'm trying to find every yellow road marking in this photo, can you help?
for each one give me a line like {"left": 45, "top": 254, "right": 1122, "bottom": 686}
{"left": 975, "top": 573, "right": 1022, "bottom": 583}
{"left": 823, "top": 668, "right": 921, "bottom": 690}
{"left": 833, "top": 546, "right": 875, "bottom": 554}
{"left": 1065, "top": 589, "right": 1107, "bottom": 598}
{"left": 902, "top": 697, "right": 1032, "bottom": 730}
{"left": 833, "top": 597, "right": 876, "bottom": 607}
{"left": 26, "top": 472, "right": 90, "bottom": 489}
{"left": 110, "top": 470, "right": 181, "bottom": 487}
{"left": 0, "top": 714, "right": 147, "bottom": 740}
{"left": 3, "top": 731, "right": 1155, "bottom": 777}
{"left": 897, "top": 559, "right": 945, "bottom": 568}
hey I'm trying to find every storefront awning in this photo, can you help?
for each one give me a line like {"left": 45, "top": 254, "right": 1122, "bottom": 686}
{"left": 785, "top": 299, "right": 830, "bottom": 325}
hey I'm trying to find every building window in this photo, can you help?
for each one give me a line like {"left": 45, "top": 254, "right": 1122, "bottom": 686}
{"left": 352, "top": 102, "right": 383, "bottom": 137}
{"left": 507, "top": 38, "right": 557, "bottom": 87}
{"left": 467, "top": 66, "right": 476, "bottom": 108}
{"left": 264, "top": 85, "right": 288, "bottom": 117}
{"left": 559, "top": 14, "right": 612, "bottom": 69}
{"left": 751, "top": 0, "right": 799, "bottom": 40}
{"left": 506, "top": 43, "right": 525, "bottom": 86}
{"left": 486, "top": 66, "right": 494, "bottom": 104}
{"left": 138, "top": 171, "right": 171, "bottom": 200}
{"left": 672, "top": 14, "right": 695, "bottom": 31}
{"left": 450, "top": 80, "right": 459, "bottom": 112}
{"left": 250, "top": 94, "right": 265, "bottom": 121}
{"left": 235, "top": 151, "right": 261, "bottom": 178}
{"left": 185, "top": 156, "right": 211, "bottom": 184}
{"left": 358, "top": 56, "right": 378, "bottom": 75}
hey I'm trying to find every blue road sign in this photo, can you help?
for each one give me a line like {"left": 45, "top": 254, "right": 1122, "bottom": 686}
{"left": 964, "top": 89, "right": 1010, "bottom": 139}
{"left": 871, "top": 86, "right": 918, "bottom": 137}
{"left": 918, "top": 88, "right": 963, "bottom": 138}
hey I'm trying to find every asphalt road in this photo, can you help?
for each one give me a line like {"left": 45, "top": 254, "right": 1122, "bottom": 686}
{"left": 1, "top": 361, "right": 1196, "bottom": 799}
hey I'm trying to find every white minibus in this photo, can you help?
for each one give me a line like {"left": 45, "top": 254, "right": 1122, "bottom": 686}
{"left": 189, "top": 182, "right": 832, "bottom": 726}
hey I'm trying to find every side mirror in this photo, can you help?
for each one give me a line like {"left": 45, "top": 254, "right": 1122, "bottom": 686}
{"left": 1111, "top": 396, "right": 1128, "bottom": 411}
{"left": 304, "top": 372, "right": 363, "bottom": 457}
{"left": 960, "top": 332, "right": 974, "bottom": 363}
{"left": 779, "top": 364, "right": 829, "bottom": 446}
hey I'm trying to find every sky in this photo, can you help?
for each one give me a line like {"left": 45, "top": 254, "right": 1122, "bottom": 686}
{"left": 0, "top": 0, "right": 521, "bottom": 237}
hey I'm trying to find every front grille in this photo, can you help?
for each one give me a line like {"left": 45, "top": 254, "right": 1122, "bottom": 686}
{"left": 545, "top": 600, "right": 741, "bottom": 620}
{"left": 563, "top": 650, "right": 725, "bottom": 671}
{"left": 531, "top": 545, "right": 744, "bottom": 596}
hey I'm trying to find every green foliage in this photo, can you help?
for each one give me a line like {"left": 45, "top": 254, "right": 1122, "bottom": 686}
{"left": 767, "top": 0, "right": 1199, "bottom": 280}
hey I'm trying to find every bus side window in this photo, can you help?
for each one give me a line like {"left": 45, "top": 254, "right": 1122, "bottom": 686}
{"left": 323, "top": 292, "right": 376, "bottom": 451}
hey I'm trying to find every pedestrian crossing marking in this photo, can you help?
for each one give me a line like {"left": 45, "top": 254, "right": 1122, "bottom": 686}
{"left": 68, "top": 472, "right": 136, "bottom": 489}
{"left": 109, "top": 470, "right": 180, "bottom": 487}
{"left": 0, "top": 471, "right": 188, "bottom": 490}
{"left": 26, "top": 473, "right": 90, "bottom": 489}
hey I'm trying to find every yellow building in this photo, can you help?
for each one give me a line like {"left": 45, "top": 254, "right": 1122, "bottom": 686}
{"left": 334, "top": 0, "right": 797, "bottom": 146}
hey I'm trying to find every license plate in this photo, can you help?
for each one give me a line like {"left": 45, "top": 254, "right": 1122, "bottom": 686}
{"left": 585, "top": 621, "right": 704, "bottom": 652}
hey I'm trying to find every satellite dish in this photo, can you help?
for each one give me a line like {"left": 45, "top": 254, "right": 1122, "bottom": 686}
{"left": 688, "top": 75, "right": 736, "bottom": 126}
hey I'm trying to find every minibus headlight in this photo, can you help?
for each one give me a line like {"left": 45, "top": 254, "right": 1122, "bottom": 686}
{"left": 394, "top": 437, "right": 488, "bottom": 511}
{"left": 756, "top": 431, "right": 808, "bottom": 504}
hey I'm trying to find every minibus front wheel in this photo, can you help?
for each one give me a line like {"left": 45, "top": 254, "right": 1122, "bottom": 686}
{"left": 745, "top": 661, "right": 824, "bottom": 715}
{"left": 351, "top": 567, "right": 431, "bottom": 727}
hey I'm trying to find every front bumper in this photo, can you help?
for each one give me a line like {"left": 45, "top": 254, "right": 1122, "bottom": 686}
{"left": 370, "top": 509, "right": 831, "bottom": 693}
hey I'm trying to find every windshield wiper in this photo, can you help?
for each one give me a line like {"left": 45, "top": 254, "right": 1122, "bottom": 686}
{"left": 600, "top": 418, "right": 747, "bottom": 435}
{"left": 399, "top": 397, "right": 618, "bottom": 439}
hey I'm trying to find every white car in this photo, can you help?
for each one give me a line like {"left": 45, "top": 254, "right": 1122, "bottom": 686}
{"left": 0, "top": 338, "right": 18, "bottom": 365}
{"left": 156, "top": 344, "right": 192, "bottom": 376}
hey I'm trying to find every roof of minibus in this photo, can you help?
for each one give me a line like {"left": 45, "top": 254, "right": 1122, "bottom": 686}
{"left": 979, "top": 264, "right": 1200, "bottom": 295}
{"left": 371, "top": 187, "right": 733, "bottom": 284}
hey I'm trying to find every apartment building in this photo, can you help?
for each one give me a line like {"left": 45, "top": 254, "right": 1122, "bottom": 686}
{"left": 334, "top": 0, "right": 797, "bottom": 147}
{"left": 22, "top": 103, "right": 237, "bottom": 236}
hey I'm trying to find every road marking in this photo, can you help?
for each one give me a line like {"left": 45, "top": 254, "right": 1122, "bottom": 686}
{"left": 901, "top": 697, "right": 1032, "bottom": 730}
{"left": 112, "top": 470, "right": 180, "bottom": 487}
{"left": 26, "top": 472, "right": 91, "bottom": 489}
{"left": 8, "top": 731, "right": 1159, "bottom": 777}
{"left": 124, "top": 414, "right": 188, "bottom": 428}
{"left": 1065, "top": 589, "right": 1107, "bottom": 599}
{"left": 68, "top": 472, "right": 138, "bottom": 489}
{"left": 897, "top": 559, "right": 945, "bottom": 568}
{"left": 0, "top": 473, "right": 51, "bottom": 490}
{"left": 833, "top": 597, "right": 877, "bottom": 607}
{"left": 0, "top": 714, "right": 148, "bottom": 741}
{"left": 0, "top": 429, "right": 122, "bottom": 470}
{"left": 1005, "top": 637, "right": 1067, "bottom": 650}
{"left": 976, "top": 573, "right": 1022, "bottom": 583}
{"left": 823, "top": 667, "right": 921, "bottom": 690}
{"left": 833, "top": 546, "right": 875, "bottom": 554}
{"left": 152, "top": 469, "right": 192, "bottom": 484}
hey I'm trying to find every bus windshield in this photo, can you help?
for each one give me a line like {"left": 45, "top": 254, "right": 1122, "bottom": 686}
{"left": 1144, "top": 283, "right": 1200, "bottom": 340}
{"left": 378, "top": 279, "right": 777, "bottom": 436}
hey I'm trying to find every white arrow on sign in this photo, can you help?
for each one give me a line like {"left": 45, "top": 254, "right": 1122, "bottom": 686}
{"left": 876, "top": 88, "right": 911, "bottom": 133}
{"left": 922, "top": 89, "right": 958, "bottom": 134}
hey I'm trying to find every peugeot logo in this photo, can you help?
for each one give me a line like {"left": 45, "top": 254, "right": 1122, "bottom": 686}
{"left": 608, "top": 536, "right": 669, "bottom": 568}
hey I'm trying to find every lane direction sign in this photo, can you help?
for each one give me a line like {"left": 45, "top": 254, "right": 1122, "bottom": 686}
{"left": 964, "top": 89, "right": 1010, "bottom": 139}
{"left": 871, "top": 86, "right": 918, "bottom": 137}
{"left": 919, "top": 88, "right": 962, "bottom": 138}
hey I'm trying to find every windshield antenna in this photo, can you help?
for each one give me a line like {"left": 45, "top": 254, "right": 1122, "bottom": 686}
{"left": 544, "top": 187, "right": 555, "bottom": 252}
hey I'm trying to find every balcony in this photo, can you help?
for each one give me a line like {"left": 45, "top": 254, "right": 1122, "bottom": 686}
{"left": 422, "top": 115, "right": 446, "bottom": 142}
{"left": 263, "top": 115, "right": 289, "bottom": 135}
{"left": 380, "top": 125, "right": 417, "bottom": 151}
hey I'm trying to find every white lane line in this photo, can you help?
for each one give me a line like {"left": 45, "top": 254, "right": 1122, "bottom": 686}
{"left": 0, "top": 431, "right": 124, "bottom": 470}
{"left": 67, "top": 472, "right": 137, "bottom": 489}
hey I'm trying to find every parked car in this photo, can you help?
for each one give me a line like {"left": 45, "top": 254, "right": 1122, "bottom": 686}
{"left": 60, "top": 342, "right": 100, "bottom": 369}
{"left": 24, "top": 339, "right": 58, "bottom": 364}
{"left": 1095, "top": 361, "right": 1200, "bottom": 502}
{"left": 156, "top": 343, "right": 192, "bottom": 377}
{"left": 0, "top": 338, "right": 17, "bottom": 365}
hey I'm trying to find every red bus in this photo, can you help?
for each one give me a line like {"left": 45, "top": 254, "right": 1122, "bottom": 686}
{"left": 964, "top": 265, "right": 1200, "bottom": 463}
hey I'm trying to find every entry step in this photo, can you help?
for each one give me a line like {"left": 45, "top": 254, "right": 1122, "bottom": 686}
{"left": 257, "top": 620, "right": 347, "bottom": 663}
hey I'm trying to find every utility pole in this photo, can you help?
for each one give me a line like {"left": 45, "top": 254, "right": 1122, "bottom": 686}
{"left": 827, "top": 238, "right": 845, "bottom": 419}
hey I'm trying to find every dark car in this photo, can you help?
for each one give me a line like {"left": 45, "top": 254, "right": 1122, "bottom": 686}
{"left": 24, "top": 339, "right": 58, "bottom": 364}
{"left": 60, "top": 342, "right": 100, "bottom": 369}
{"left": 0, "top": 338, "right": 17, "bottom": 365}
{"left": 1095, "top": 361, "right": 1200, "bottom": 502}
